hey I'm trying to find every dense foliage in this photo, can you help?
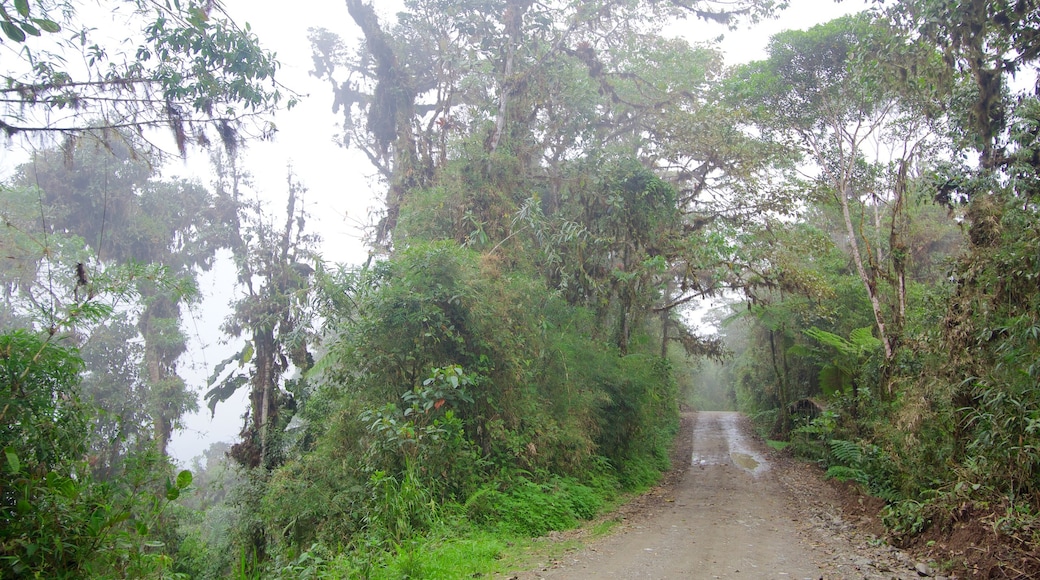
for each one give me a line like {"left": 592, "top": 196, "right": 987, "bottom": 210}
{"left": 3, "top": 0, "right": 1040, "bottom": 577}
{"left": 1, "top": 327, "right": 192, "bottom": 578}
{"left": 718, "top": 3, "right": 1040, "bottom": 573}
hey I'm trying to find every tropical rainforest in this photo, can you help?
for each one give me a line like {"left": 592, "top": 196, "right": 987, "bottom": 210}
{"left": 1, "top": 0, "right": 1039, "bottom": 577}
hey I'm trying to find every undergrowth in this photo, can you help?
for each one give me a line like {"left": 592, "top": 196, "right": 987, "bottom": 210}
{"left": 237, "top": 450, "right": 668, "bottom": 579}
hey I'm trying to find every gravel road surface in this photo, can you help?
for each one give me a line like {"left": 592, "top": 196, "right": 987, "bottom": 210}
{"left": 513, "top": 411, "right": 937, "bottom": 580}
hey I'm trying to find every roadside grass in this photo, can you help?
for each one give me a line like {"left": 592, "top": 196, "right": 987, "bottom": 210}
{"left": 766, "top": 439, "right": 790, "bottom": 452}
{"left": 373, "top": 534, "right": 522, "bottom": 579}
{"left": 319, "top": 527, "right": 592, "bottom": 578}
{"left": 314, "top": 473, "right": 657, "bottom": 578}
{"left": 370, "top": 513, "right": 627, "bottom": 578}
{"left": 305, "top": 424, "right": 677, "bottom": 578}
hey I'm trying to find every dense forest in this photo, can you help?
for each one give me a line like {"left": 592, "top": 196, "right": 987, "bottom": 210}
{"left": 1, "top": 0, "right": 1039, "bottom": 577}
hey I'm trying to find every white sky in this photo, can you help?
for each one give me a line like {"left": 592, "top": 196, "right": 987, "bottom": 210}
{"left": 0, "top": 0, "right": 864, "bottom": 464}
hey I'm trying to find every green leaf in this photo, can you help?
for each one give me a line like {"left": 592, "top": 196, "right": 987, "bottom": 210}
{"left": 204, "top": 374, "right": 248, "bottom": 417}
{"left": 240, "top": 342, "right": 253, "bottom": 365}
{"left": 804, "top": 327, "right": 854, "bottom": 355}
{"left": 786, "top": 344, "right": 812, "bottom": 358}
{"left": 33, "top": 18, "right": 59, "bottom": 33}
{"left": 849, "top": 326, "right": 882, "bottom": 350}
{"left": 176, "top": 469, "right": 192, "bottom": 489}
{"left": 165, "top": 486, "right": 180, "bottom": 501}
{"left": 206, "top": 351, "right": 238, "bottom": 386}
{"left": 87, "top": 506, "right": 107, "bottom": 536}
{"left": 14, "top": 0, "right": 29, "bottom": 17}
{"left": 2, "top": 21, "right": 26, "bottom": 42}
{"left": 19, "top": 22, "right": 39, "bottom": 37}
{"left": 819, "top": 364, "right": 848, "bottom": 396}
{"left": 4, "top": 447, "right": 20, "bottom": 474}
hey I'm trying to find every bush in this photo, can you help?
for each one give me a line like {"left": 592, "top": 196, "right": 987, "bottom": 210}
{"left": 314, "top": 242, "right": 649, "bottom": 482}
{"left": 1, "top": 330, "right": 191, "bottom": 578}
{"left": 257, "top": 240, "right": 685, "bottom": 569}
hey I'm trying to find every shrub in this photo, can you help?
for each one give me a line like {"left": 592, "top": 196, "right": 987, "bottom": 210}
{"left": 1, "top": 331, "right": 192, "bottom": 578}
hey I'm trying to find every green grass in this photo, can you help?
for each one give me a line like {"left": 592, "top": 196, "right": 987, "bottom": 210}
{"left": 765, "top": 439, "right": 790, "bottom": 452}
{"left": 589, "top": 517, "right": 622, "bottom": 537}
{"left": 311, "top": 489, "right": 642, "bottom": 578}
{"left": 316, "top": 531, "right": 575, "bottom": 579}
{"left": 281, "top": 448, "right": 674, "bottom": 578}
{"left": 377, "top": 536, "right": 512, "bottom": 579}
{"left": 400, "top": 503, "right": 627, "bottom": 577}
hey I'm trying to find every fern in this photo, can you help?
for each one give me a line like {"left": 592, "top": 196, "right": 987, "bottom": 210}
{"left": 818, "top": 364, "right": 849, "bottom": 396}
{"left": 804, "top": 327, "right": 854, "bottom": 355}
{"left": 829, "top": 439, "right": 865, "bottom": 466}
{"left": 786, "top": 343, "right": 812, "bottom": 358}
{"left": 825, "top": 465, "right": 869, "bottom": 486}
{"left": 804, "top": 327, "right": 882, "bottom": 396}
{"left": 848, "top": 326, "right": 882, "bottom": 351}
{"left": 827, "top": 439, "right": 902, "bottom": 501}
{"left": 805, "top": 326, "right": 881, "bottom": 357}
{"left": 872, "top": 483, "right": 902, "bottom": 503}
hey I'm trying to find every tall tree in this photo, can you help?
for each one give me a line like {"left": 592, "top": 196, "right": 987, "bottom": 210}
{"left": 885, "top": 0, "right": 1039, "bottom": 168}
{"left": 4, "top": 133, "right": 230, "bottom": 455}
{"left": 732, "top": 15, "right": 954, "bottom": 366}
{"left": 314, "top": 0, "right": 782, "bottom": 247}
{"left": 887, "top": 0, "right": 1040, "bottom": 512}
{"left": 204, "top": 158, "right": 318, "bottom": 471}
{"left": 312, "top": 0, "right": 788, "bottom": 362}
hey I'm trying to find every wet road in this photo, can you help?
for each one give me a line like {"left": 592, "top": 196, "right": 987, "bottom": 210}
{"left": 525, "top": 411, "right": 824, "bottom": 579}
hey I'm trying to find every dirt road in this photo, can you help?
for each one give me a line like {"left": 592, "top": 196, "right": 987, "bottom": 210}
{"left": 515, "top": 412, "right": 934, "bottom": 580}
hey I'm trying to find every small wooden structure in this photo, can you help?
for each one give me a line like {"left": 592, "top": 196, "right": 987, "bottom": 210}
{"left": 789, "top": 397, "right": 826, "bottom": 420}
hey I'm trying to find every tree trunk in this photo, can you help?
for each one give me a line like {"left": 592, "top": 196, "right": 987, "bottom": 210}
{"left": 838, "top": 183, "right": 893, "bottom": 362}
{"left": 767, "top": 328, "right": 790, "bottom": 437}
{"left": 889, "top": 159, "right": 911, "bottom": 351}
{"left": 140, "top": 297, "right": 182, "bottom": 457}
{"left": 144, "top": 347, "right": 170, "bottom": 456}
{"left": 345, "top": 0, "right": 420, "bottom": 246}
{"left": 660, "top": 279, "right": 673, "bottom": 359}
{"left": 490, "top": 2, "right": 528, "bottom": 153}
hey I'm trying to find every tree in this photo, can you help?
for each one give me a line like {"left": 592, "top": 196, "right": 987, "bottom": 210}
{"left": 533, "top": 159, "right": 684, "bottom": 354}
{"left": 313, "top": 0, "right": 790, "bottom": 367}
{"left": 732, "top": 15, "right": 955, "bottom": 368}
{"left": 1, "top": 294, "right": 193, "bottom": 577}
{"left": 884, "top": 0, "right": 1040, "bottom": 168}
{"left": 314, "top": 0, "right": 783, "bottom": 246}
{"left": 204, "top": 158, "right": 318, "bottom": 471}
{"left": 77, "top": 314, "right": 151, "bottom": 478}
{"left": 0, "top": 0, "right": 292, "bottom": 154}
{"left": 2, "top": 132, "right": 230, "bottom": 456}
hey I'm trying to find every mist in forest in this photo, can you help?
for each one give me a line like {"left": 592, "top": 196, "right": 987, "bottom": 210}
{"left": 3, "top": 0, "right": 1039, "bottom": 577}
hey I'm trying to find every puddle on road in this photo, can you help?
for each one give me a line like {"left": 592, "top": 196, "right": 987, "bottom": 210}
{"left": 731, "top": 452, "right": 759, "bottom": 471}
{"left": 690, "top": 412, "right": 771, "bottom": 476}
